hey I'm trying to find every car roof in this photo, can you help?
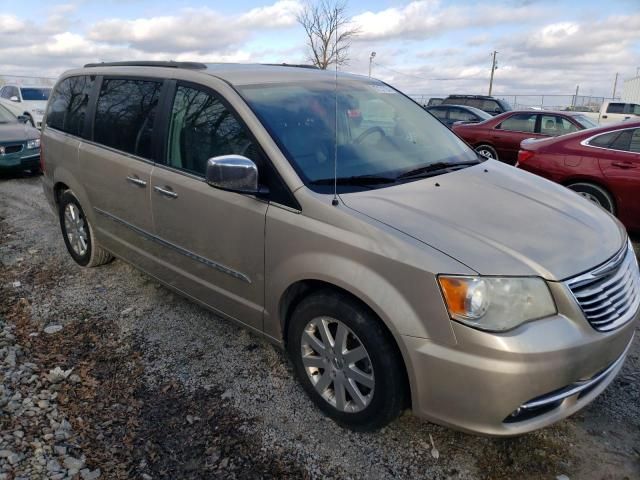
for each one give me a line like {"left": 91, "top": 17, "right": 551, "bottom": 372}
{"left": 65, "top": 62, "right": 370, "bottom": 87}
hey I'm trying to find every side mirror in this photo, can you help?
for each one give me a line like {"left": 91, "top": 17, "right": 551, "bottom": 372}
{"left": 206, "top": 155, "right": 261, "bottom": 194}
{"left": 9, "top": 96, "right": 20, "bottom": 102}
{"left": 17, "top": 115, "right": 29, "bottom": 124}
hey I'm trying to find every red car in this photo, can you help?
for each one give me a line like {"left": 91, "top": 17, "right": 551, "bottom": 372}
{"left": 517, "top": 120, "right": 640, "bottom": 233}
{"left": 452, "top": 110, "right": 597, "bottom": 164}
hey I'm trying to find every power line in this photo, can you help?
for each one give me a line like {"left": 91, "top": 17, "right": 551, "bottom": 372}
{"left": 372, "top": 62, "right": 484, "bottom": 81}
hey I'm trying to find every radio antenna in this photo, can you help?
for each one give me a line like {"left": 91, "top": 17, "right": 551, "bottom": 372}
{"left": 331, "top": 11, "right": 339, "bottom": 207}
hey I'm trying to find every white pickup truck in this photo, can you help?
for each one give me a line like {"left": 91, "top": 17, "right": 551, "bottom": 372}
{"left": 584, "top": 101, "right": 640, "bottom": 125}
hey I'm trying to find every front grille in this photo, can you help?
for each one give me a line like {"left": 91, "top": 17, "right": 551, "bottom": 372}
{"left": 0, "top": 144, "right": 23, "bottom": 154}
{"left": 566, "top": 241, "right": 640, "bottom": 332}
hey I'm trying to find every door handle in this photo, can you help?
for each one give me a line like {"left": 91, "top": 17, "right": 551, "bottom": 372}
{"left": 611, "top": 162, "right": 635, "bottom": 169}
{"left": 126, "top": 175, "right": 147, "bottom": 187}
{"left": 601, "top": 115, "right": 608, "bottom": 119}
{"left": 153, "top": 185, "right": 178, "bottom": 198}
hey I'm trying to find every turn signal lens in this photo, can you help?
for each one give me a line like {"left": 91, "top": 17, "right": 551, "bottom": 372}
{"left": 439, "top": 277, "right": 489, "bottom": 320}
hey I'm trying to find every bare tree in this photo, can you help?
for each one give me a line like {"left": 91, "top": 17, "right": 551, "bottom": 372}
{"left": 297, "top": 0, "right": 359, "bottom": 70}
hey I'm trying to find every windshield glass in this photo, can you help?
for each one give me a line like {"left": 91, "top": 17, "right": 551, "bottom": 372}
{"left": 239, "top": 79, "right": 478, "bottom": 192}
{"left": 574, "top": 115, "right": 598, "bottom": 129}
{"left": 20, "top": 87, "right": 51, "bottom": 101}
{"left": 0, "top": 104, "right": 17, "bottom": 123}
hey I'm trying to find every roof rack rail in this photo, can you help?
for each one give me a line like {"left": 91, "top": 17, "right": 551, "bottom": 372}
{"left": 263, "top": 63, "right": 319, "bottom": 70}
{"left": 83, "top": 61, "right": 207, "bottom": 70}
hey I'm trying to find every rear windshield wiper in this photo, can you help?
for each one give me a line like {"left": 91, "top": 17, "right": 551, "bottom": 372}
{"left": 309, "top": 174, "right": 397, "bottom": 186}
{"left": 396, "top": 160, "right": 480, "bottom": 180}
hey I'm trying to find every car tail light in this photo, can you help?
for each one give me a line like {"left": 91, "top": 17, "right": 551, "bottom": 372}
{"left": 517, "top": 149, "right": 535, "bottom": 165}
{"left": 40, "top": 139, "right": 45, "bottom": 174}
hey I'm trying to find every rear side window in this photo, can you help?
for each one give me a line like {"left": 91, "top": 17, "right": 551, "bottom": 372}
{"left": 498, "top": 113, "right": 536, "bottom": 133}
{"left": 46, "top": 76, "right": 95, "bottom": 136}
{"left": 429, "top": 108, "right": 448, "bottom": 120}
{"left": 94, "top": 79, "right": 162, "bottom": 159}
{"left": 166, "top": 85, "right": 257, "bottom": 176}
{"left": 540, "top": 115, "right": 579, "bottom": 136}
{"left": 606, "top": 103, "right": 625, "bottom": 114}
{"left": 449, "top": 108, "right": 476, "bottom": 122}
{"left": 589, "top": 129, "right": 634, "bottom": 151}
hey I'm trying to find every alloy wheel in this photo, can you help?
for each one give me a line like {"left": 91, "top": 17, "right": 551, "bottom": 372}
{"left": 63, "top": 203, "right": 88, "bottom": 257}
{"left": 300, "top": 316, "right": 375, "bottom": 413}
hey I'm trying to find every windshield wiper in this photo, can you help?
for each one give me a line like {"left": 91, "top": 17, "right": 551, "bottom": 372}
{"left": 309, "top": 174, "right": 397, "bottom": 186}
{"left": 396, "top": 160, "right": 480, "bottom": 180}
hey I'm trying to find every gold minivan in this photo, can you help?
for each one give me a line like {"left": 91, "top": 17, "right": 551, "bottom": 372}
{"left": 41, "top": 62, "right": 639, "bottom": 435}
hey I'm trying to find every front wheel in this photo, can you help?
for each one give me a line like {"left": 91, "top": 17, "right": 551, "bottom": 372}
{"left": 567, "top": 182, "right": 616, "bottom": 214}
{"left": 287, "top": 291, "right": 406, "bottom": 431}
{"left": 59, "top": 191, "right": 113, "bottom": 267}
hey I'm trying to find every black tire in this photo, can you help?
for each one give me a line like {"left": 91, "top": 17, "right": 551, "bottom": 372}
{"left": 287, "top": 290, "right": 406, "bottom": 431}
{"left": 475, "top": 144, "right": 498, "bottom": 161}
{"left": 59, "top": 191, "right": 113, "bottom": 267}
{"left": 567, "top": 182, "right": 616, "bottom": 214}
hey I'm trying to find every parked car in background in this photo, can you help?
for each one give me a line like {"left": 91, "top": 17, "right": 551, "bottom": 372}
{"left": 517, "top": 120, "right": 640, "bottom": 233}
{"left": 453, "top": 110, "right": 597, "bottom": 164}
{"left": 0, "top": 84, "right": 52, "bottom": 128}
{"left": 0, "top": 103, "right": 41, "bottom": 174}
{"left": 441, "top": 95, "right": 512, "bottom": 116}
{"left": 426, "top": 97, "right": 443, "bottom": 106}
{"left": 426, "top": 104, "right": 492, "bottom": 128}
{"left": 583, "top": 101, "right": 640, "bottom": 125}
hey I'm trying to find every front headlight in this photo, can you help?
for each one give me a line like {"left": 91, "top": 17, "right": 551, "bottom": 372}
{"left": 27, "top": 138, "right": 40, "bottom": 149}
{"left": 438, "top": 276, "right": 556, "bottom": 332}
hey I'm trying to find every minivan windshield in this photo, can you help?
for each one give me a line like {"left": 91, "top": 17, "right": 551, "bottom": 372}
{"left": 239, "top": 79, "right": 478, "bottom": 193}
{"left": 20, "top": 87, "right": 51, "bottom": 101}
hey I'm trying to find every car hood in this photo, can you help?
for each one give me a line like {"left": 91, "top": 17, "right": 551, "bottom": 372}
{"left": 341, "top": 160, "right": 625, "bottom": 281}
{"left": 0, "top": 122, "right": 39, "bottom": 142}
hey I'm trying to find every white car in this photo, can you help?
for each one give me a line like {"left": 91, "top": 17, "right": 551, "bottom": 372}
{"left": 0, "top": 84, "right": 52, "bottom": 128}
{"left": 584, "top": 101, "right": 640, "bottom": 125}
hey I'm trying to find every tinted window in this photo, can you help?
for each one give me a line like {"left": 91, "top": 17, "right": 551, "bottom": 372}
{"left": 629, "top": 129, "right": 640, "bottom": 153}
{"left": 20, "top": 88, "right": 51, "bottom": 101}
{"left": 428, "top": 108, "right": 448, "bottom": 120}
{"left": 606, "top": 103, "right": 625, "bottom": 114}
{"left": 167, "top": 86, "right": 257, "bottom": 176}
{"left": 480, "top": 100, "right": 500, "bottom": 113}
{"left": 46, "top": 76, "right": 95, "bottom": 137}
{"left": 449, "top": 108, "right": 476, "bottom": 122}
{"left": 499, "top": 113, "right": 536, "bottom": 133}
{"left": 589, "top": 129, "right": 633, "bottom": 151}
{"left": 94, "top": 79, "right": 162, "bottom": 159}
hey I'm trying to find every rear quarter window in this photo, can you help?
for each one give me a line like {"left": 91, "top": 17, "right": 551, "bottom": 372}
{"left": 46, "top": 76, "right": 95, "bottom": 137}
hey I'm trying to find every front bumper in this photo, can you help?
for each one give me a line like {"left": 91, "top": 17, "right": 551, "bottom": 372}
{"left": 0, "top": 150, "right": 40, "bottom": 172}
{"left": 404, "top": 281, "right": 638, "bottom": 436}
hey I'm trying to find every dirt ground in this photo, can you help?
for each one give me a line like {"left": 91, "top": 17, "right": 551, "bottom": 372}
{"left": 1, "top": 173, "right": 639, "bottom": 480}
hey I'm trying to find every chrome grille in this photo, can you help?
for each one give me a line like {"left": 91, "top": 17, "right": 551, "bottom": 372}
{"left": 566, "top": 241, "right": 640, "bottom": 332}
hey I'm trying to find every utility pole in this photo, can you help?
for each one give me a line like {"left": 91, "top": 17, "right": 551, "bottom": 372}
{"left": 368, "top": 52, "right": 376, "bottom": 78}
{"left": 572, "top": 84, "right": 579, "bottom": 107}
{"left": 488, "top": 51, "right": 498, "bottom": 96}
{"left": 611, "top": 72, "right": 619, "bottom": 99}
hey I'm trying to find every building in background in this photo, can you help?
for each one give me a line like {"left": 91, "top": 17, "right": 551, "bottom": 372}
{"left": 622, "top": 76, "right": 640, "bottom": 104}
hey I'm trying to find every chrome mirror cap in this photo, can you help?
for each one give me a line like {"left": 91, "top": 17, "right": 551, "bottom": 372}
{"left": 205, "top": 155, "right": 259, "bottom": 194}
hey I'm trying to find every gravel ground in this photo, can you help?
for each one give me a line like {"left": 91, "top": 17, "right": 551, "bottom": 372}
{"left": 1, "top": 173, "right": 639, "bottom": 480}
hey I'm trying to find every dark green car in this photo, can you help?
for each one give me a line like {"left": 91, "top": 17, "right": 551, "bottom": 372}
{"left": 0, "top": 103, "right": 41, "bottom": 174}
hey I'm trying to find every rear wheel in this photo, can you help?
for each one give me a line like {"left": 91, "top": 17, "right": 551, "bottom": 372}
{"left": 59, "top": 191, "right": 113, "bottom": 267}
{"left": 567, "top": 182, "right": 615, "bottom": 214}
{"left": 287, "top": 290, "right": 406, "bottom": 431}
{"left": 475, "top": 144, "right": 498, "bottom": 161}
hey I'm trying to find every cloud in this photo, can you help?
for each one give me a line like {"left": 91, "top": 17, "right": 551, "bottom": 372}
{"left": 351, "top": 0, "right": 542, "bottom": 41}
{"left": 88, "top": 1, "right": 301, "bottom": 54}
